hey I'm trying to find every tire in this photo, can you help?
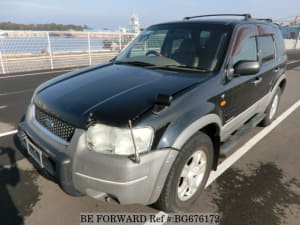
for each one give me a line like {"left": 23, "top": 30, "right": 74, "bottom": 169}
{"left": 260, "top": 88, "right": 281, "bottom": 127}
{"left": 154, "top": 132, "right": 213, "bottom": 212}
{"left": 19, "top": 114, "right": 25, "bottom": 122}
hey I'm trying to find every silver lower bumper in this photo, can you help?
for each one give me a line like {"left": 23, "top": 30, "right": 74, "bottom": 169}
{"left": 73, "top": 148, "right": 178, "bottom": 205}
{"left": 20, "top": 104, "right": 179, "bottom": 205}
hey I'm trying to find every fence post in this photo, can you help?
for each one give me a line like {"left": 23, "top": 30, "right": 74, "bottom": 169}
{"left": 0, "top": 50, "right": 5, "bottom": 74}
{"left": 119, "top": 33, "right": 122, "bottom": 51}
{"left": 295, "top": 31, "right": 300, "bottom": 49}
{"left": 87, "top": 32, "right": 92, "bottom": 65}
{"left": 47, "top": 32, "right": 54, "bottom": 70}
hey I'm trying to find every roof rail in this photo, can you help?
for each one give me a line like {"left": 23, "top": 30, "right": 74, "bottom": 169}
{"left": 251, "top": 18, "right": 273, "bottom": 22}
{"left": 183, "top": 14, "right": 252, "bottom": 21}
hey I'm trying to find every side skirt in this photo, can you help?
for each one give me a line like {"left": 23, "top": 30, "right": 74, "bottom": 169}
{"left": 220, "top": 113, "right": 265, "bottom": 155}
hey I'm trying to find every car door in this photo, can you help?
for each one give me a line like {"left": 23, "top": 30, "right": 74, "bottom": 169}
{"left": 254, "top": 24, "right": 281, "bottom": 99}
{"left": 252, "top": 35, "right": 276, "bottom": 100}
{"left": 222, "top": 24, "right": 261, "bottom": 123}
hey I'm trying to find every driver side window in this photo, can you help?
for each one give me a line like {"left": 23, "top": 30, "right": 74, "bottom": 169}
{"left": 231, "top": 37, "right": 258, "bottom": 65}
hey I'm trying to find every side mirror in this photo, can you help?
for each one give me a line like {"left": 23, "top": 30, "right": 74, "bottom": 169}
{"left": 233, "top": 61, "right": 260, "bottom": 76}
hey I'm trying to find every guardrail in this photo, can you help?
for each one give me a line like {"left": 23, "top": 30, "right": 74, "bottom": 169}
{"left": 0, "top": 30, "right": 299, "bottom": 75}
{"left": 0, "top": 31, "right": 137, "bottom": 74}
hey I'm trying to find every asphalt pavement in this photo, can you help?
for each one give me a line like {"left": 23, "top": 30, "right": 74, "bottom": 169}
{"left": 1, "top": 51, "right": 300, "bottom": 225}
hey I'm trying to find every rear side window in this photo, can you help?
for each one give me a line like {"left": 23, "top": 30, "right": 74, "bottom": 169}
{"left": 257, "top": 36, "right": 275, "bottom": 63}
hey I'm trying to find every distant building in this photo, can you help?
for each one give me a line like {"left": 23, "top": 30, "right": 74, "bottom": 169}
{"left": 130, "top": 13, "right": 140, "bottom": 33}
{"left": 118, "top": 26, "right": 128, "bottom": 33}
{"left": 0, "top": 31, "right": 8, "bottom": 38}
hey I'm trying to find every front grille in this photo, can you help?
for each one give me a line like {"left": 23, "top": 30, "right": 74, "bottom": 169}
{"left": 34, "top": 106, "right": 75, "bottom": 142}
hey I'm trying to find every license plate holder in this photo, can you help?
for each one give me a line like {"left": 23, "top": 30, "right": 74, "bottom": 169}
{"left": 25, "top": 138, "right": 44, "bottom": 168}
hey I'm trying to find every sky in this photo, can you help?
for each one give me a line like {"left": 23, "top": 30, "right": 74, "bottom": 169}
{"left": 0, "top": 0, "right": 299, "bottom": 30}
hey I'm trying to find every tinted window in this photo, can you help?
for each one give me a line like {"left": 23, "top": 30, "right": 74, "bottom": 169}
{"left": 232, "top": 37, "right": 257, "bottom": 64}
{"left": 258, "top": 36, "right": 275, "bottom": 63}
{"left": 199, "top": 31, "right": 211, "bottom": 46}
{"left": 169, "top": 30, "right": 192, "bottom": 55}
{"left": 116, "top": 23, "right": 232, "bottom": 72}
{"left": 129, "top": 30, "right": 168, "bottom": 57}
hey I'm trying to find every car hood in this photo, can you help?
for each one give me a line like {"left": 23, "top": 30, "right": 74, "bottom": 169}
{"left": 34, "top": 63, "right": 208, "bottom": 128}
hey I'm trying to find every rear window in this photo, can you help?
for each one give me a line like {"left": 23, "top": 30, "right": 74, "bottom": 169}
{"left": 257, "top": 36, "right": 275, "bottom": 63}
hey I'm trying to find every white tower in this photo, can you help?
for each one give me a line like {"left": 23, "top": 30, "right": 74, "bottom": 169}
{"left": 130, "top": 13, "right": 140, "bottom": 33}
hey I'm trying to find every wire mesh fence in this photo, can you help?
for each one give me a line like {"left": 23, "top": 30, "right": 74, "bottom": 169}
{"left": 0, "top": 31, "right": 137, "bottom": 74}
{"left": 1, "top": 30, "right": 299, "bottom": 75}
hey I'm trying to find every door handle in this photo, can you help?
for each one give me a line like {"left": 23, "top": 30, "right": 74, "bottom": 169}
{"left": 252, "top": 77, "right": 263, "bottom": 85}
{"left": 273, "top": 67, "right": 280, "bottom": 73}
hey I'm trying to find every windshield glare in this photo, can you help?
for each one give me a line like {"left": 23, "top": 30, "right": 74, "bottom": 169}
{"left": 116, "top": 23, "right": 232, "bottom": 72}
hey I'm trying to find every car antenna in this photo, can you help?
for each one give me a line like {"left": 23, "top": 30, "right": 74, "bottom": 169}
{"left": 128, "top": 120, "right": 140, "bottom": 163}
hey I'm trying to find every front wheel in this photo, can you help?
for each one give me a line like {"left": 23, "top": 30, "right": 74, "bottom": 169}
{"left": 260, "top": 88, "right": 281, "bottom": 127}
{"left": 154, "top": 132, "right": 213, "bottom": 212}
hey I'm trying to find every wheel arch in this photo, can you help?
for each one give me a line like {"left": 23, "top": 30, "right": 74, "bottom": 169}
{"left": 278, "top": 78, "right": 286, "bottom": 93}
{"left": 171, "top": 114, "right": 221, "bottom": 147}
{"left": 272, "top": 74, "right": 287, "bottom": 95}
{"left": 199, "top": 123, "right": 221, "bottom": 170}
{"left": 169, "top": 114, "right": 222, "bottom": 171}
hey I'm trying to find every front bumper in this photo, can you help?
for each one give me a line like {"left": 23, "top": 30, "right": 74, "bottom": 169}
{"left": 73, "top": 147, "right": 177, "bottom": 204}
{"left": 18, "top": 104, "right": 178, "bottom": 205}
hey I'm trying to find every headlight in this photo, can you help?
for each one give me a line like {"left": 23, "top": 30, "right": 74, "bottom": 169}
{"left": 86, "top": 124, "right": 154, "bottom": 155}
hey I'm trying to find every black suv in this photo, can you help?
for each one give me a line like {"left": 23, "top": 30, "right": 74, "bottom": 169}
{"left": 18, "top": 14, "right": 287, "bottom": 212}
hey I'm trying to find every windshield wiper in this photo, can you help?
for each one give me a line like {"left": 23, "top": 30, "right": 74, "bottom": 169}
{"left": 168, "top": 65, "right": 209, "bottom": 72}
{"left": 147, "top": 64, "right": 210, "bottom": 72}
{"left": 114, "top": 61, "right": 209, "bottom": 72}
{"left": 114, "top": 60, "right": 155, "bottom": 67}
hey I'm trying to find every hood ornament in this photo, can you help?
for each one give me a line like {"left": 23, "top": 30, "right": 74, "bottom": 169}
{"left": 43, "top": 118, "right": 54, "bottom": 129}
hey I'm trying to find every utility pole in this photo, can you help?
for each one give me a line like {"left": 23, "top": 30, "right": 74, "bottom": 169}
{"left": 87, "top": 32, "right": 92, "bottom": 65}
{"left": 0, "top": 50, "right": 6, "bottom": 74}
{"left": 47, "top": 32, "right": 54, "bottom": 70}
{"left": 293, "top": 16, "right": 298, "bottom": 25}
{"left": 295, "top": 30, "right": 300, "bottom": 49}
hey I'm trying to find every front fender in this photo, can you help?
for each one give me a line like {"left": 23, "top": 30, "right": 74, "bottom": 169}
{"left": 157, "top": 102, "right": 222, "bottom": 149}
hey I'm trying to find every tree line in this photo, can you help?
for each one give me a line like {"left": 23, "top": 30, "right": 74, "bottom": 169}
{"left": 0, "top": 22, "right": 91, "bottom": 31}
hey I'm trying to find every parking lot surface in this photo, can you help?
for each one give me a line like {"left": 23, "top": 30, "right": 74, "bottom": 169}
{"left": 1, "top": 51, "right": 300, "bottom": 225}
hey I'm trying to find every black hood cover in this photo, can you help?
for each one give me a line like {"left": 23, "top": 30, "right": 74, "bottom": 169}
{"left": 34, "top": 63, "right": 207, "bottom": 128}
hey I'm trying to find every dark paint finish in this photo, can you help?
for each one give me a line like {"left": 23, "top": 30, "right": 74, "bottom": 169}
{"left": 222, "top": 22, "right": 287, "bottom": 122}
{"left": 30, "top": 19, "right": 287, "bottom": 154}
{"left": 34, "top": 63, "right": 209, "bottom": 128}
{"left": 135, "top": 74, "right": 224, "bottom": 149}
{"left": 233, "top": 61, "right": 260, "bottom": 75}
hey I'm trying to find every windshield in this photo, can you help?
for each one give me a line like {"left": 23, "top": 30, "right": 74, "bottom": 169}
{"left": 115, "top": 23, "right": 232, "bottom": 72}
